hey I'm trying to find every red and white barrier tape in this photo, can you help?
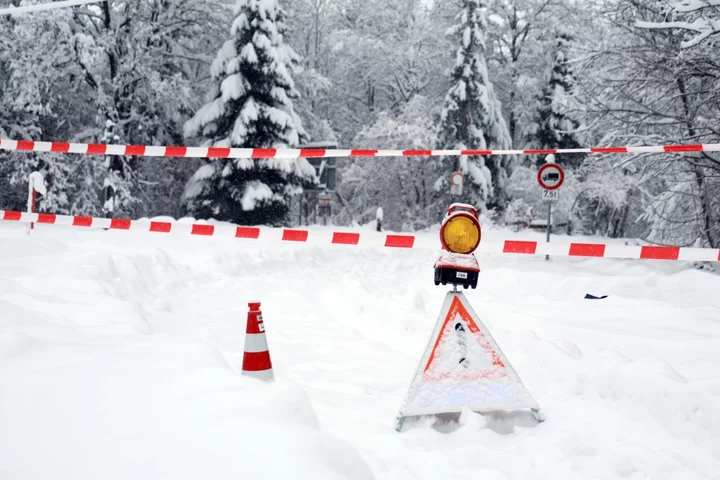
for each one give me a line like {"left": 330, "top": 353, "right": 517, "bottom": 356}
{"left": 0, "top": 0, "right": 105, "bottom": 16}
{"left": 2, "top": 210, "right": 718, "bottom": 262}
{"left": 1, "top": 138, "right": 720, "bottom": 159}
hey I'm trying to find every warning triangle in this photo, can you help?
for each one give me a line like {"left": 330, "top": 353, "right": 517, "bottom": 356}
{"left": 397, "top": 291, "right": 538, "bottom": 423}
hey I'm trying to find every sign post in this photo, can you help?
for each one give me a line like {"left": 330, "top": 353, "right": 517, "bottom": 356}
{"left": 537, "top": 161, "right": 564, "bottom": 261}
{"left": 317, "top": 191, "right": 331, "bottom": 226}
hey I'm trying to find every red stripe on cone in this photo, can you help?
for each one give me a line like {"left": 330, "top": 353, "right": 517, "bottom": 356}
{"left": 242, "top": 351, "right": 272, "bottom": 371}
{"left": 246, "top": 302, "right": 264, "bottom": 334}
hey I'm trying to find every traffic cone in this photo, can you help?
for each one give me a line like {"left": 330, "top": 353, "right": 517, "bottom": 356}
{"left": 241, "top": 301, "right": 274, "bottom": 381}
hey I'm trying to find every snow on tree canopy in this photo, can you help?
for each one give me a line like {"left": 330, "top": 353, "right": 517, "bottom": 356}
{"left": 529, "top": 29, "right": 585, "bottom": 168}
{"left": 183, "top": 0, "right": 316, "bottom": 226}
{"left": 436, "top": 0, "right": 511, "bottom": 212}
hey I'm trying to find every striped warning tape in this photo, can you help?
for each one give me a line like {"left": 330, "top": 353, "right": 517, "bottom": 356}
{"left": 0, "top": 0, "right": 105, "bottom": 16}
{"left": 1, "top": 138, "right": 720, "bottom": 159}
{"left": 2, "top": 210, "right": 718, "bottom": 262}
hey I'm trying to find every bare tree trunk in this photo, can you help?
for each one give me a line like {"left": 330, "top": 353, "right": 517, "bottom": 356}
{"left": 592, "top": 199, "right": 601, "bottom": 235}
{"left": 677, "top": 77, "right": 719, "bottom": 247}
{"left": 615, "top": 200, "right": 631, "bottom": 238}
{"left": 692, "top": 166, "right": 719, "bottom": 247}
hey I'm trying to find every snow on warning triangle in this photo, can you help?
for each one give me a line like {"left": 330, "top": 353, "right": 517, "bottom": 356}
{"left": 397, "top": 292, "right": 538, "bottom": 419}
{"left": 422, "top": 296, "right": 505, "bottom": 381}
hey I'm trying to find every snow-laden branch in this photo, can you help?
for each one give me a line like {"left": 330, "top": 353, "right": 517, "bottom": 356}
{"left": 637, "top": 18, "right": 720, "bottom": 48}
{"left": 636, "top": 0, "right": 720, "bottom": 48}
{"left": 673, "top": 0, "right": 720, "bottom": 13}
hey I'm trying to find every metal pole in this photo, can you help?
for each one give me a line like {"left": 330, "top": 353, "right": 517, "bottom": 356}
{"left": 26, "top": 175, "right": 35, "bottom": 234}
{"left": 545, "top": 202, "right": 552, "bottom": 261}
{"left": 31, "top": 187, "right": 36, "bottom": 230}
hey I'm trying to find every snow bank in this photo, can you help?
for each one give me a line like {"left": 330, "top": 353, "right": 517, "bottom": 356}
{"left": 2, "top": 219, "right": 720, "bottom": 480}
{"left": 0, "top": 229, "right": 375, "bottom": 480}
{"left": 0, "top": 336, "right": 374, "bottom": 480}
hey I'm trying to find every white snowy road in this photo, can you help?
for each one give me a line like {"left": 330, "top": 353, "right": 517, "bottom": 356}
{"left": 1, "top": 222, "right": 719, "bottom": 479}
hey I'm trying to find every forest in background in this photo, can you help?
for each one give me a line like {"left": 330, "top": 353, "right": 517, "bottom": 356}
{"left": 0, "top": 0, "right": 719, "bottom": 248}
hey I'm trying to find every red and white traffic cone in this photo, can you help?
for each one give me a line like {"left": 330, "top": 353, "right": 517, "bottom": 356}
{"left": 241, "top": 301, "right": 274, "bottom": 382}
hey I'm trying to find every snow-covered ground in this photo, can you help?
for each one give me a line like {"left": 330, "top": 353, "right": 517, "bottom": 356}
{"left": 1, "top": 220, "right": 719, "bottom": 479}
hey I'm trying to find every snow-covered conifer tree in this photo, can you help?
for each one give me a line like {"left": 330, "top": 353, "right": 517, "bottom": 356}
{"left": 183, "top": 0, "right": 316, "bottom": 225}
{"left": 531, "top": 29, "right": 584, "bottom": 167}
{"left": 435, "top": 0, "right": 512, "bottom": 212}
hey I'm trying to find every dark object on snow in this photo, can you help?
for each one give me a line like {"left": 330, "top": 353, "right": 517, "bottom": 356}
{"left": 584, "top": 293, "right": 608, "bottom": 300}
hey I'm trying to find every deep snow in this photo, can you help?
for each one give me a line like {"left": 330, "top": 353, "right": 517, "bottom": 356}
{"left": 1, "top": 220, "right": 719, "bottom": 479}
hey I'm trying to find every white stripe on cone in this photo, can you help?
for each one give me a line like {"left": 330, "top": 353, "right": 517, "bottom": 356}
{"left": 243, "top": 333, "right": 270, "bottom": 353}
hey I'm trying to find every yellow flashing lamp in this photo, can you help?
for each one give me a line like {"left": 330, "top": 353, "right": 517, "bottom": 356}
{"left": 439, "top": 204, "right": 481, "bottom": 255}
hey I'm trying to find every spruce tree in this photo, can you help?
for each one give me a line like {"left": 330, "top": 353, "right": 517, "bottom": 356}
{"left": 436, "top": 0, "right": 512, "bottom": 211}
{"left": 183, "top": 0, "right": 316, "bottom": 225}
{"left": 532, "top": 29, "right": 584, "bottom": 168}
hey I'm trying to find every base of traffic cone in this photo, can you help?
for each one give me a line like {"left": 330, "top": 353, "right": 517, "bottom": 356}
{"left": 241, "top": 365, "right": 274, "bottom": 381}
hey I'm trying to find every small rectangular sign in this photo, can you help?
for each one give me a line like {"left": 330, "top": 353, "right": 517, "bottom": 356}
{"left": 542, "top": 189, "right": 559, "bottom": 203}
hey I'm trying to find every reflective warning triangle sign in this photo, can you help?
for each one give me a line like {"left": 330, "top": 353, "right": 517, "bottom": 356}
{"left": 397, "top": 291, "right": 539, "bottom": 421}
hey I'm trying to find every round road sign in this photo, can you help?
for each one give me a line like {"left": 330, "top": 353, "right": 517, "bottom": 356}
{"left": 537, "top": 163, "right": 564, "bottom": 190}
{"left": 450, "top": 171, "right": 465, "bottom": 187}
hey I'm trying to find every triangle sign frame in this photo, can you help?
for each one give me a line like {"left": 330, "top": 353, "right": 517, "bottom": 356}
{"left": 396, "top": 291, "right": 539, "bottom": 431}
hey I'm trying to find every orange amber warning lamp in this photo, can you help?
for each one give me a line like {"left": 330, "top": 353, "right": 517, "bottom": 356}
{"left": 434, "top": 203, "right": 481, "bottom": 289}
